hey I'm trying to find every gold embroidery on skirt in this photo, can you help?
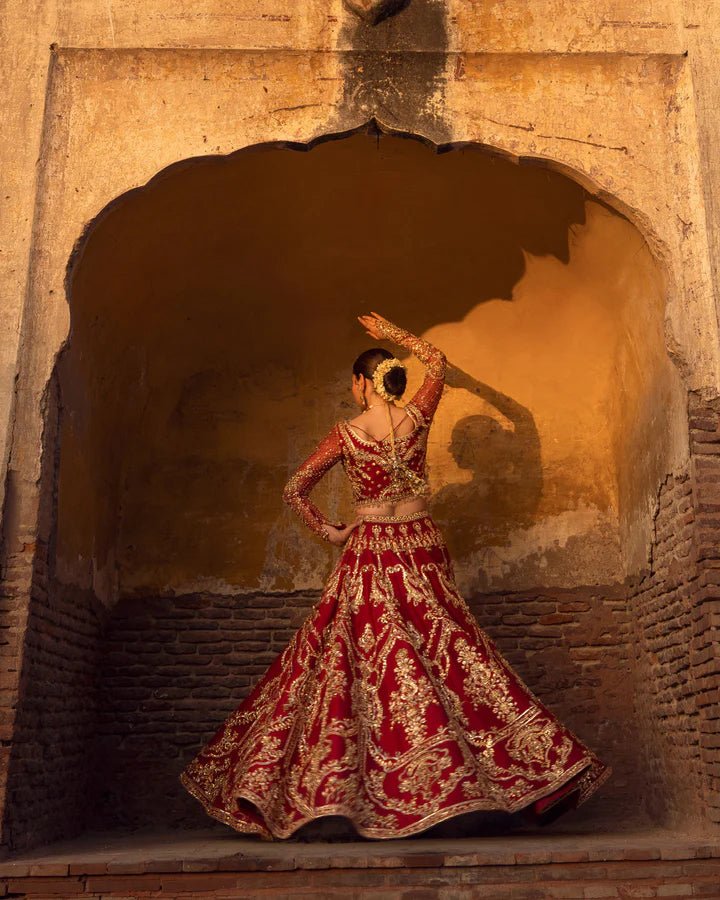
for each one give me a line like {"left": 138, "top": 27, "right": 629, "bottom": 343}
{"left": 179, "top": 512, "right": 612, "bottom": 839}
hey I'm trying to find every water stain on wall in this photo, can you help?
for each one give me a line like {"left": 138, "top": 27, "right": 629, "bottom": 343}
{"left": 334, "top": 0, "right": 451, "bottom": 141}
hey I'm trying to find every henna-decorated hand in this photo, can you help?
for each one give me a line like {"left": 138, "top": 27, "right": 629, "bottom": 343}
{"left": 357, "top": 311, "right": 395, "bottom": 342}
{"left": 322, "top": 518, "right": 362, "bottom": 547}
{"left": 357, "top": 310, "right": 447, "bottom": 389}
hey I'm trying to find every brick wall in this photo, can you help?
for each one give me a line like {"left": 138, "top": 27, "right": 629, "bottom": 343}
{"left": 619, "top": 391, "right": 720, "bottom": 831}
{"left": 0, "top": 372, "right": 106, "bottom": 852}
{"left": 687, "top": 392, "right": 720, "bottom": 825}
{"left": 625, "top": 466, "right": 704, "bottom": 828}
{"left": 0, "top": 536, "right": 33, "bottom": 848}
{"left": 92, "top": 590, "right": 316, "bottom": 829}
{"left": 3, "top": 579, "right": 104, "bottom": 850}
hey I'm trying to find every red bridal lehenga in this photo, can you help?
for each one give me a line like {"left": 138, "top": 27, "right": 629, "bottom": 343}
{"left": 180, "top": 320, "right": 611, "bottom": 840}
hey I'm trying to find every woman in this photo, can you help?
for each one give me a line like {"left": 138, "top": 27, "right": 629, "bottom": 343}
{"left": 180, "top": 311, "right": 611, "bottom": 840}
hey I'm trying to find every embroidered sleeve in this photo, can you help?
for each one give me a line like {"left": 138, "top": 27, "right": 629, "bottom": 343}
{"left": 406, "top": 373, "right": 445, "bottom": 428}
{"left": 282, "top": 424, "right": 344, "bottom": 542}
{"left": 374, "top": 318, "right": 447, "bottom": 425}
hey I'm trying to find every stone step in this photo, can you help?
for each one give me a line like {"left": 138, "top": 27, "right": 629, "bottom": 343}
{"left": 0, "top": 828, "right": 717, "bottom": 898}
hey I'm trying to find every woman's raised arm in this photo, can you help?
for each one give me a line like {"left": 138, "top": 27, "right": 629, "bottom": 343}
{"left": 358, "top": 312, "right": 447, "bottom": 426}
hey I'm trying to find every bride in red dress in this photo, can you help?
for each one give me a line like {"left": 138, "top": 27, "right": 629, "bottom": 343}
{"left": 180, "top": 312, "right": 611, "bottom": 840}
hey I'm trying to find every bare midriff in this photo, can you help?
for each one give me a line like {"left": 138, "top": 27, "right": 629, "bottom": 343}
{"left": 354, "top": 496, "right": 428, "bottom": 517}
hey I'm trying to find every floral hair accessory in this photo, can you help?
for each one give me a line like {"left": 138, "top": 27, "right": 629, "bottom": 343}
{"left": 372, "top": 357, "right": 405, "bottom": 401}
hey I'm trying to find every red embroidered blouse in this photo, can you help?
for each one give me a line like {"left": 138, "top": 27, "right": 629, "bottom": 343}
{"left": 282, "top": 321, "right": 447, "bottom": 541}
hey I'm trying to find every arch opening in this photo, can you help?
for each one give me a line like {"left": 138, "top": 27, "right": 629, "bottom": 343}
{"left": 5, "top": 126, "right": 693, "bottom": 847}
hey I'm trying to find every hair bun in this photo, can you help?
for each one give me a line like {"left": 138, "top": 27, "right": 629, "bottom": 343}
{"left": 373, "top": 357, "right": 407, "bottom": 400}
{"left": 383, "top": 366, "right": 407, "bottom": 398}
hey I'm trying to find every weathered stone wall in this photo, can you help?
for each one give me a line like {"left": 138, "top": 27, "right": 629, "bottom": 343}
{"left": 2, "top": 0, "right": 720, "bottom": 852}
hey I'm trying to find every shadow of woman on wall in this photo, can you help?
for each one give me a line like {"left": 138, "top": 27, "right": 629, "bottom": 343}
{"left": 431, "top": 364, "right": 543, "bottom": 565}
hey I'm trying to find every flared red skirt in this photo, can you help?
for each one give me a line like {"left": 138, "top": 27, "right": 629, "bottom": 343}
{"left": 180, "top": 510, "right": 611, "bottom": 839}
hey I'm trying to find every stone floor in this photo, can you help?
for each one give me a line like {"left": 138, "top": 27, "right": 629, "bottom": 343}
{"left": 0, "top": 824, "right": 718, "bottom": 898}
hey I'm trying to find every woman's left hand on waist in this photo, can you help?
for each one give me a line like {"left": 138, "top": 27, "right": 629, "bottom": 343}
{"left": 322, "top": 518, "right": 362, "bottom": 547}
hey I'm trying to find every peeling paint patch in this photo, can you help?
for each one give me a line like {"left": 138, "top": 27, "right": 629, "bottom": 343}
{"left": 451, "top": 503, "right": 623, "bottom": 594}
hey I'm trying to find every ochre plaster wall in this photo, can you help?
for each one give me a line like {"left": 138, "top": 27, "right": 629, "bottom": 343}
{"left": 430, "top": 201, "right": 686, "bottom": 592}
{"left": 54, "top": 133, "right": 684, "bottom": 600}
{"left": 4, "top": 32, "right": 720, "bottom": 552}
{"left": 2, "top": 1, "right": 719, "bottom": 545}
